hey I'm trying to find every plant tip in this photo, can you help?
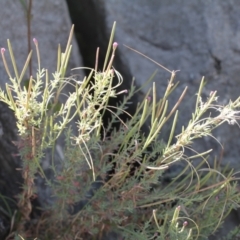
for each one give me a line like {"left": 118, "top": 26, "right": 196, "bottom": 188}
{"left": 1, "top": 48, "right": 5, "bottom": 54}
{"left": 33, "top": 38, "right": 38, "bottom": 45}
{"left": 113, "top": 42, "right": 118, "bottom": 50}
{"left": 210, "top": 90, "right": 216, "bottom": 96}
{"left": 183, "top": 221, "right": 188, "bottom": 226}
{"left": 110, "top": 69, "right": 115, "bottom": 76}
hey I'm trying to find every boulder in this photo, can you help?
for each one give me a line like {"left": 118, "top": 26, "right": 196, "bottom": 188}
{"left": 105, "top": 0, "right": 240, "bottom": 170}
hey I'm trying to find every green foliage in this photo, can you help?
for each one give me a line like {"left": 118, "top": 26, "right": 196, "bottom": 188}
{"left": 1, "top": 23, "right": 240, "bottom": 239}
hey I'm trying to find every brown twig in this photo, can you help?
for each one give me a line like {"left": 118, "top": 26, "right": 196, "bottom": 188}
{"left": 27, "top": 0, "right": 33, "bottom": 78}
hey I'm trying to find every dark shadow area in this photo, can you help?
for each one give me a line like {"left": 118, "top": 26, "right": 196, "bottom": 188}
{"left": 65, "top": 0, "right": 148, "bottom": 135}
{"left": 0, "top": 102, "right": 22, "bottom": 239}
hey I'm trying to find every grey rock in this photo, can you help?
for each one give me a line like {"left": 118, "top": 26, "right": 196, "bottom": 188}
{"left": 105, "top": 0, "right": 240, "bottom": 170}
{"left": 0, "top": 0, "right": 82, "bottom": 85}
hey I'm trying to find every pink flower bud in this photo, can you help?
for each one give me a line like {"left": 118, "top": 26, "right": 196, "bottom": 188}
{"left": 1, "top": 48, "right": 5, "bottom": 54}
{"left": 183, "top": 221, "right": 188, "bottom": 227}
{"left": 33, "top": 38, "right": 38, "bottom": 46}
{"left": 210, "top": 91, "right": 216, "bottom": 96}
{"left": 147, "top": 96, "right": 151, "bottom": 102}
{"left": 113, "top": 42, "right": 118, "bottom": 50}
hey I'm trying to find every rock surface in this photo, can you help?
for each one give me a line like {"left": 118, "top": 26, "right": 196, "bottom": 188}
{"left": 0, "top": 1, "right": 82, "bottom": 84}
{"left": 105, "top": 0, "right": 240, "bottom": 170}
{"left": 1, "top": 0, "right": 240, "bottom": 238}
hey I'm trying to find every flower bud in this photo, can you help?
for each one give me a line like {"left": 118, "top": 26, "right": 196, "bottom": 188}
{"left": 113, "top": 42, "right": 118, "bottom": 50}
{"left": 33, "top": 38, "right": 38, "bottom": 46}
{"left": 147, "top": 96, "right": 151, "bottom": 102}
{"left": 183, "top": 221, "right": 188, "bottom": 227}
